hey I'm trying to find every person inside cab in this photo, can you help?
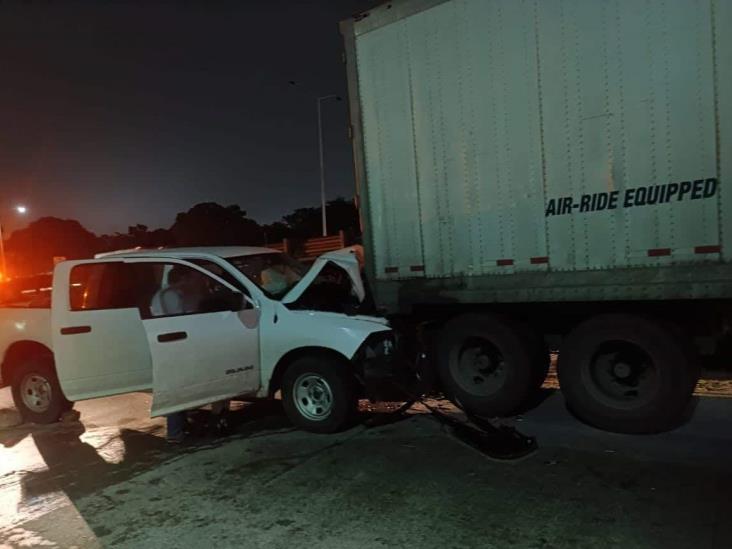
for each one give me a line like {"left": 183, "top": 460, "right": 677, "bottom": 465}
{"left": 150, "top": 265, "right": 207, "bottom": 317}
{"left": 148, "top": 265, "right": 230, "bottom": 443}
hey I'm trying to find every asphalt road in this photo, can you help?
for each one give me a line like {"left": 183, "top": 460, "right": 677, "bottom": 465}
{"left": 1, "top": 381, "right": 731, "bottom": 549}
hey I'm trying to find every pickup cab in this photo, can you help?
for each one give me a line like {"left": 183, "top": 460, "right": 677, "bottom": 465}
{"left": 0, "top": 246, "right": 398, "bottom": 433}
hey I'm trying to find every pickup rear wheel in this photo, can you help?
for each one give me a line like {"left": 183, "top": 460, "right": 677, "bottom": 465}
{"left": 558, "top": 314, "right": 699, "bottom": 433}
{"left": 11, "top": 356, "right": 73, "bottom": 424}
{"left": 281, "top": 355, "right": 357, "bottom": 433}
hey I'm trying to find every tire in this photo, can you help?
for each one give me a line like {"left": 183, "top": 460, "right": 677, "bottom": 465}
{"left": 436, "top": 314, "right": 539, "bottom": 417}
{"left": 558, "top": 314, "right": 699, "bottom": 434}
{"left": 11, "top": 355, "right": 74, "bottom": 424}
{"left": 281, "top": 355, "right": 357, "bottom": 433}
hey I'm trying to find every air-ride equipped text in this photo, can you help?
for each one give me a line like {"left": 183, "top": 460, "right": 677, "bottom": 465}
{"left": 545, "top": 178, "right": 718, "bottom": 217}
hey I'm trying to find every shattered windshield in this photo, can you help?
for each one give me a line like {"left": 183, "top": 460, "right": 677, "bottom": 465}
{"left": 226, "top": 253, "right": 307, "bottom": 299}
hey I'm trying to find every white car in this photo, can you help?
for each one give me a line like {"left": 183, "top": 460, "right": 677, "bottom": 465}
{"left": 0, "top": 246, "right": 399, "bottom": 433}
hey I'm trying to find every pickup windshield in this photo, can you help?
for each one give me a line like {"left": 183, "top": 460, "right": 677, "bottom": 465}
{"left": 226, "top": 253, "right": 306, "bottom": 299}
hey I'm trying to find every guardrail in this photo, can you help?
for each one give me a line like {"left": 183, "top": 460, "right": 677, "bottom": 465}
{"left": 268, "top": 230, "right": 348, "bottom": 262}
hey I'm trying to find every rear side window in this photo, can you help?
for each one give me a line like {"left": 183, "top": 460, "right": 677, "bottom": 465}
{"left": 69, "top": 261, "right": 246, "bottom": 318}
{"left": 69, "top": 263, "right": 136, "bottom": 311}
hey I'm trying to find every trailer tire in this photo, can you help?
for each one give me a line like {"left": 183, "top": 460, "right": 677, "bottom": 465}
{"left": 558, "top": 314, "right": 699, "bottom": 433}
{"left": 11, "top": 356, "right": 74, "bottom": 424}
{"left": 281, "top": 355, "right": 357, "bottom": 433}
{"left": 436, "top": 314, "right": 537, "bottom": 416}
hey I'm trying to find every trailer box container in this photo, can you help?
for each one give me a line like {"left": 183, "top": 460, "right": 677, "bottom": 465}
{"left": 341, "top": 0, "right": 732, "bottom": 433}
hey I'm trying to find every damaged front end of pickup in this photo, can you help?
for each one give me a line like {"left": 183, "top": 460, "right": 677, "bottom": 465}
{"left": 281, "top": 248, "right": 437, "bottom": 403}
{"left": 352, "top": 330, "right": 433, "bottom": 403}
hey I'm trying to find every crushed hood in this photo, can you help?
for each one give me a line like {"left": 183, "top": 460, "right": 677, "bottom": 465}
{"left": 281, "top": 248, "right": 366, "bottom": 305}
{"left": 282, "top": 248, "right": 366, "bottom": 304}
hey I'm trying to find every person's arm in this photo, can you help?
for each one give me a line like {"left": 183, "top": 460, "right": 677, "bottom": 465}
{"left": 160, "top": 288, "right": 184, "bottom": 315}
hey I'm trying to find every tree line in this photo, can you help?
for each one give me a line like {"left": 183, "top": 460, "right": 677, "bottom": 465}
{"left": 4, "top": 198, "right": 360, "bottom": 277}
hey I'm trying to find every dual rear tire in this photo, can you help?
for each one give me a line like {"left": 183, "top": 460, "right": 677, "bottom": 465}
{"left": 558, "top": 314, "right": 699, "bottom": 433}
{"left": 435, "top": 312, "right": 698, "bottom": 433}
{"left": 435, "top": 314, "right": 549, "bottom": 417}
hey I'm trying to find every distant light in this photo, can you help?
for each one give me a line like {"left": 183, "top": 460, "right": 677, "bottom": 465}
{"left": 15, "top": 205, "right": 27, "bottom": 215}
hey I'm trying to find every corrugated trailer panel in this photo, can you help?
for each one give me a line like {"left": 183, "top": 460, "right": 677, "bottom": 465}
{"left": 537, "top": 0, "right": 626, "bottom": 270}
{"left": 397, "top": 2, "right": 466, "bottom": 278}
{"left": 537, "top": 0, "right": 718, "bottom": 271}
{"left": 659, "top": 0, "right": 719, "bottom": 260}
{"left": 349, "top": 0, "right": 729, "bottom": 299}
{"left": 357, "top": 23, "right": 425, "bottom": 279}
{"left": 717, "top": 0, "right": 732, "bottom": 263}
{"left": 464, "top": 0, "right": 547, "bottom": 273}
{"left": 357, "top": 0, "right": 548, "bottom": 280}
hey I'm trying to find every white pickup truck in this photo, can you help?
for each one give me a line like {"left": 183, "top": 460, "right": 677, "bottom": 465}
{"left": 0, "top": 246, "right": 399, "bottom": 433}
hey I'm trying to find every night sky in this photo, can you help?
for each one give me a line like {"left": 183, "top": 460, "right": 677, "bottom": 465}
{"left": 0, "top": 0, "right": 374, "bottom": 236}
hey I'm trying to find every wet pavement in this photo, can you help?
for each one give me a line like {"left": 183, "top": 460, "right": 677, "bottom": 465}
{"left": 1, "top": 379, "right": 732, "bottom": 548}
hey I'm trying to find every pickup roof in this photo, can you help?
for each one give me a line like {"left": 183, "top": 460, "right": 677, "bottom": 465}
{"left": 0, "top": 246, "right": 397, "bottom": 433}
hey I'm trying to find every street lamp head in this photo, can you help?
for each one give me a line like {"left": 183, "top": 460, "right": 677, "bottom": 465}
{"left": 15, "top": 205, "right": 27, "bottom": 215}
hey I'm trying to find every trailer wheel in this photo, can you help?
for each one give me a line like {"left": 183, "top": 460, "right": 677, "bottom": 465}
{"left": 436, "top": 314, "right": 538, "bottom": 416}
{"left": 558, "top": 314, "right": 699, "bottom": 433}
{"left": 281, "top": 355, "right": 357, "bottom": 433}
{"left": 11, "top": 356, "right": 74, "bottom": 424}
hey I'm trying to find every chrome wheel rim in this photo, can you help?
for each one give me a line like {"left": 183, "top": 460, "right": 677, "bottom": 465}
{"left": 20, "top": 373, "right": 52, "bottom": 413}
{"left": 293, "top": 373, "right": 334, "bottom": 421}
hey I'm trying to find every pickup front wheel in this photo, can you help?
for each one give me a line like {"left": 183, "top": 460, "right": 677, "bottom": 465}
{"left": 11, "top": 356, "right": 74, "bottom": 424}
{"left": 281, "top": 355, "right": 357, "bottom": 433}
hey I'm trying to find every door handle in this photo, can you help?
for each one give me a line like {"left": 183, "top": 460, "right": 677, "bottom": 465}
{"left": 60, "top": 326, "right": 92, "bottom": 335}
{"left": 157, "top": 331, "right": 188, "bottom": 343}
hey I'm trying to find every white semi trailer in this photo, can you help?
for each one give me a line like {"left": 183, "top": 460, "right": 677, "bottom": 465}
{"left": 341, "top": 0, "right": 732, "bottom": 433}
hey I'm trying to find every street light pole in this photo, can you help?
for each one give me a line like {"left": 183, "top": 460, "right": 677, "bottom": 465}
{"left": 0, "top": 222, "right": 6, "bottom": 280}
{"left": 0, "top": 205, "right": 28, "bottom": 280}
{"left": 317, "top": 94, "right": 340, "bottom": 237}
